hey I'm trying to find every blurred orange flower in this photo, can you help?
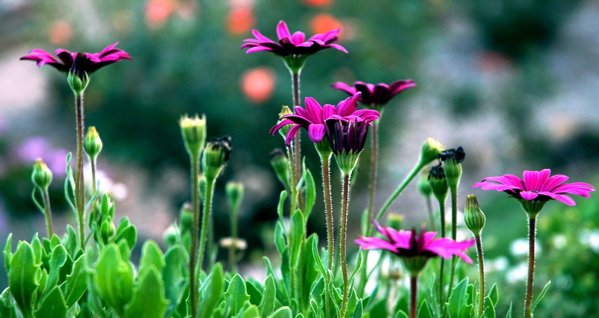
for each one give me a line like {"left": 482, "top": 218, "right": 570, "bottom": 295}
{"left": 145, "top": 0, "right": 177, "bottom": 29}
{"left": 310, "top": 14, "right": 343, "bottom": 39}
{"left": 303, "top": 0, "right": 333, "bottom": 7}
{"left": 49, "top": 20, "right": 73, "bottom": 46}
{"left": 241, "top": 67, "right": 276, "bottom": 103}
{"left": 227, "top": 7, "right": 255, "bottom": 35}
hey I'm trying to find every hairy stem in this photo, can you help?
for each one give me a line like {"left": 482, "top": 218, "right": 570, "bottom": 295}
{"left": 188, "top": 153, "right": 200, "bottom": 317}
{"left": 475, "top": 235, "right": 486, "bottom": 316}
{"left": 410, "top": 275, "right": 418, "bottom": 318}
{"left": 291, "top": 71, "right": 303, "bottom": 211}
{"left": 75, "top": 93, "right": 86, "bottom": 250}
{"left": 198, "top": 177, "right": 216, "bottom": 276}
{"left": 438, "top": 200, "right": 446, "bottom": 307}
{"left": 228, "top": 203, "right": 239, "bottom": 272}
{"left": 524, "top": 215, "right": 537, "bottom": 318}
{"left": 339, "top": 173, "right": 351, "bottom": 318}
{"left": 319, "top": 153, "right": 334, "bottom": 318}
{"left": 366, "top": 122, "right": 379, "bottom": 234}
{"left": 448, "top": 184, "right": 458, "bottom": 298}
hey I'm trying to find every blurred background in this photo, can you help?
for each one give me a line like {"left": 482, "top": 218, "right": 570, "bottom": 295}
{"left": 1, "top": 0, "right": 598, "bottom": 316}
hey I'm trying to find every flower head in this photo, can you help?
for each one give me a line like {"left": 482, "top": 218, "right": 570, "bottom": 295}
{"left": 356, "top": 221, "right": 475, "bottom": 274}
{"left": 473, "top": 169, "right": 595, "bottom": 210}
{"left": 331, "top": 80, "right": 416, "bottom": 107}
{"left": 269, "top": 93, "right": 379, "bottom": 146}
{"left": 241, "top": 20, "right": 347, "bottom": 56}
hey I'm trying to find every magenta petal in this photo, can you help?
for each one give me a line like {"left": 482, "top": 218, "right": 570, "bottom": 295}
{"left": 355, "top": 237, "right": 399, "bottom": 253}
{"left": 308, "top": 124, "right": 326, "bottom": 143}
{"left": 276, "top": 20, "right": 291, "bottom": 40}
{"left": 552, "top": 194, "right": 576, "bottom": 206}
{"left": 331, "top": 82, "right": 356, "bottom": 95}
{"left": 541, "top": 174, "right": 569, "bottom": 191}
{"left": 284, "top": 124, "right": 302, "bottom": 146}
{"left": 326, "top": 43, "right": 348, "bottom": 53}
{"left": 520, "top": 191, "right": 539, "bottom": 201}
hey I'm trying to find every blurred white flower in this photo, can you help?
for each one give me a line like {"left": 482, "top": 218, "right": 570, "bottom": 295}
{"left": 510, "top": 238, "right": 541, "bottom": 256}
{"left": 552, "top": 235, "right": 567, "bottom": 249}
{"left": 487, "top": 256, "right": 509, "bottom": 272}
{"left": 579, "top": 229, "right": 599, "bottom": 253}
{"left": 506, "top": 262, "right": 528, "bottom": 284}
{"left": 84, "top": 163, "right": 128, "bottom": 201}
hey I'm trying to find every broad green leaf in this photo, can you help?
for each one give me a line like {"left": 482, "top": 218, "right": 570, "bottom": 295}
{"left": 114, "top": 217, "right": 137, "bottom": 249}
{"left": 309, "top": 277, "right": 324, "bottom": 305}
{"left": 241, "top": 304, "right": 261, "bottom": 318}
{"left": 45, "top": 244, "right": 67, "bottom": 294}
{"left": 259, "top": 275, "right": 276, "bottom": 317}
{"left": 9, "top": 241, "right": 40, "bottom": 318}
{"left": 61, "top": 254, "right": 88, "bottom": 307}
{"left": 0, "top": 287, "right": 17, "bottom": 318}
{"left": 63, "top": 225, "right": 78, "bottom": 257}
{"left": 295, "top": 314, "right": 305, "bottom": 318}
{"left": 303, "top": 235, "right": 321, "bottom": 301}
{"left": 3, "top": 233, "right": 12, "bottom": 273}
{"left": 138, "top": 240, "right": 165, "bottom": 277}
{"left": 124, "top": 267, "right": 169, "bottom": 318}
{"left": 394, "top": 310, "right": 409, "bottom": 318}
{"left": 163, "top": 246, "right": 185, "bottom": 316}
{"left": 225, "top": 274, "right": 250, "bottom": 316}
{"left": 246, "top": 280, "right": 262, "bottom": 306}
{"left": 268, "top": 306, "right": 292, "bottom": 318}
{"left": 94, "top": 244, "right": 134, "bottom": 315}
{"left": 448, "top": 278, "right": 471, "bottom": 318}
{"left": 289, "top": 210, "right": 304, "bottom": 268}
{"left": 417, "top": 299, "right": 433, "bottom": 318}
{"left": 34, "top": 286, "right": 67, "bottom": 318}
{"left": 303, "top": 166, "right": 316, "bottom": 220}
{"left": 197, "top": 263, "right": 224, "bottom": 318}
{"left": 31, "top": 236, "right": 44, "bottom": 267}
{"left": 530, "top": 280, "right": 551, "bottom": 314}
{"left": 488, "top": 283, "right": 498, "bottom": 307}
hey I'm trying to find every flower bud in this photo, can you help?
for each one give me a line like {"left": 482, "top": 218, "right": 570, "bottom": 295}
{"left": 276, "top": 106, "right": 293, "bottom": 139}
{"left": 179, "top": 202, "right": 194, "bottom": 234}
{"left": 270, "top": 148, "right": 290, "bottom": 189}
{"left": 226, "top": 182, "right": 244, "bottom": 212}
{"left": 202, "top": 136, "right": 232, "bottom": 181}
{"left": 67, "top": 55, "right": 90, "bottom": 96}
{"left": 417, "top": 169, "right": 432, "bottom": 198}
{"left": 464, "top": 194, "right": 486, "bottom": 236}
{"left": 31, "top": 158, "right": 53, "bottom": 191}
{"left": 163, "top": 224, "right": 179, "bottom": 247}
{"left": 387, "top": 214, "right": 404, "bottom": 231}
{"left": 84, "top": 126, "right": 103, "bottom": 161}
{"left": 179, "top": 114, "right": 207, "bottom": 158}
{"left": 428, "top": 164, "right": 448, "bottom": 203}
{"left": 100, "top": 219, "right": 115, "bottom": 244}
{"left": 440, "top": 147, "right": 465, "bottom": 188}
{"left": 419, "top": 138, "right": 444, "bottom": 165}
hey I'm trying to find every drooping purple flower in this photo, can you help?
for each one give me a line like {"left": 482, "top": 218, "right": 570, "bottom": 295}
{"left": 331, "top": 79, "right": 416, "bottom": 107}
{"left": 356, "top": 221, "right": 475, "bottom": 263}
{"left": 269, "top": 93, "right": 379, "bottom": 146}
{"left": 241, "top": 20, "right": 347, "bottom": 56}
{"left": 325, "top": 118, "right": 371, "bottom": 155}
{"left": 473, "top": 169, "right": 595, "bottom": 207}
{"left": 20, "top": 42, "right": 131, "bottom": 79}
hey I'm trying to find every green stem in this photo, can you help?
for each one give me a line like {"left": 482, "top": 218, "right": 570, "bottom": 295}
{"left": 228, "top": 204, "right": 239, "bottom": 272}
{"left": 198, "top": 176, "right": 216, "bottom": 275}
{"left": 287, "top": 145, "right": 298, "bottom": 213}
{"left": 475, "top": 235, "right": 486, "bottom": 317}
{"left": 90, "top": 158, "right": 98, "bottom": 227}
{"left": 319, "top": 153, "right": 334, "bottom": 318}
{"left": 291, "top": 71, "right": 304, "bottom": 211}
{"left": 366, "top": 121, "right": 379, "bottom": 234}
{"left": 188, "top": 153, "right": 200, "bottom": 318}
{"left": 42, "top": 189, "right": 54, "bottom": 237}
{"left": 374, "top": 161, "right": 425, "bottom": 234}
{"left": 448, "top": 184, "right": 458, "bottom": 298}
{"left": 74, "top": 93, "right": 86, "bottom": 250}
{"left": 437, "top": 199, "right": 446, "bottom": 308}
{"left": 524, "top": 215, "right": 537, "bottom": 318}
{"left": 426, "top": 195, "right": 435, "bottom": 231}
{"left": 339, "top": 173, "right": 351, "bottom": 318}
{"left": 410, "top": 275, "right": 418, "bottom": 318}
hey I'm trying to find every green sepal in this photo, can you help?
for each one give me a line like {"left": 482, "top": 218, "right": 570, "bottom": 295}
{"left": 197, "top": 263, "right": 225, "bottom": 318}
{"left": 124, "top": 267, "right": 169, "bottom": 318}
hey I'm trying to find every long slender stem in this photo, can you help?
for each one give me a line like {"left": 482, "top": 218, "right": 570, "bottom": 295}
{"left": 438, "top": 200, "right": 446, "bottom": 307}
{"left": 319, "top": 154, "right": 334, "bottom": 318}
{"left": 42, "top": 189, "right": 54, "bottom": 237}
{"left": 287, "top": 145, "right": 298, "bottom": 213}
{"left": 366, "top": 122, "right": 379, "bottom": 234}
{"left": 374, "top": 161, "right": 425, "bottom": 233}
{"left": 339, "top": 173, "right": 351, "bottom": 318}
{"left": 74, "top": 93, "right": 86, "bottom": 250}
{"left": 426, "top": 196, "right": 435, "bottom": 231}
{"left": 228, "top": 205, "right": 239, "bottom": 272}
{"left": 291, "top": 71, "right": 303, "bottom": 211}
{"left": 475, "top": 235, "right": 486, "bottom": 316}
{"left": 410, "top": 275, "right": 418, "bottom": 318}
{"left": 198, "top": 177, "right": 216, "bottom": 275}
{"left": 448, "top": 184, "right": 458, "bottom": 297}
{"left": 188, "top": 153, "right": 200, "bottom": 317}
{"left": 524, "top": 216, "right": 537, "bottom": 318}
{"left": 90, "top": 158, "right": 98, "bottom": 225}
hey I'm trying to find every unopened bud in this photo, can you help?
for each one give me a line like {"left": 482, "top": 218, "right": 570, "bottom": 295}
{"left": 32, "top": 159, "right": 52, "bottom": 191}
{"left": 420, "top": 138, "right": 444, "bottom": 165}
{"left": 179, "top": 114, "right": 207, "bottom": 158}
{"left": 440, "top": 147, "right": 465, "bottom": 188}
{"left": 84, "top": 126, "right": 103, "bottom": 161}
{"left": 179, "top": 202, "right": 193, "bottom": 233}
{"left": 67, "top": 56, "right": 90, "bottom": 96}
{"left": 270, "top": 148, "right": 290, "bottom": 189}
{"left": 428, "top": 164, "right": 448, "bottom": 203}
{"left": 202, "top": 136, "right": 232, "bottom": 181}
{"left": 100, "top": 219, "right": 115, "bottom": 244}
{"left": 226, "top": 182, "right": 244, "bottom": 212}
{"left": 387, "top": 214, "right": 404, "bottom": 231}
{"left": 464, "top": 194, "right": 486, "bottom": 236}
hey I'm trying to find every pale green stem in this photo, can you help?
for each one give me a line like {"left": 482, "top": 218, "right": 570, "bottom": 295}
{"left": 319, "top": 153, "right": 334, "bottom": 318}
{"left": 188, "top": 153, "right": 200, "bottom": 318}
{"left": 339, "top": 173, "right": 351, "bottom": 318}
{"left": 42, "top": 189, "right": 54, "bottom": 237}
{"left": 198, "top": 176, "right": 216, "bottom": 274}
{"left": 524, "top": 215, "right": 537, "bottom": 318}
{"left": 75, "top": 93, "right": 86, "bottom": 250}
{"left": 448, "top": 184, "right": 458, "bottom": 298}
{"left": 366, "top": 121, "right": 379, "bottom": 234}
{"left": 475, "top": 235, "right": 485, "bottom": 317}
{"left": 228, "top": 204, "right": 239, "bottom": 272}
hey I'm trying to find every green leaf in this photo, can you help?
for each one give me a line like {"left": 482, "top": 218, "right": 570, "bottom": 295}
{"left": 530, "top": 280, "right": 551, "bottom": 314}
{"left": 277, "top": 191, "right": 288, "bottom": 226}
{"left": 504, "top": 303, "right": 513, "bottom": 318}
{"left": 225, "top": 274, "right": 250, "bottom": 316}
{"left": 268, "top": 306, "right": 292, "bottom": 318}
{"left": 94, "top": 244, "right": 134, "bottom": 315}
{"left": 3, "top": 233, "right": 12, "bottom": 273}
{"left": 63, "top": 225, "right": 78, "bottom": 257}
{"left": 9, "top": 241, "right": 40, "bottom": 318}
{"left": 368, "top": 298, "right": 387, "bottom": 318}
{"left": 246, "top": 280, "right": 262, "bottom": 306}
{"left": 448, "top": 278, "right": 471, "bottom": 318}
{"left": 259, "top": 275, "right": 276, "bottom": 317}
{"left": 274, "top": 222, "right": 286, "bottom": 256}
{"left": 351, "top": 299, "right": 363, "bottom": 318}
{"left": 394, "top": 310, "right": 409, "bottom": 318}
{"left": 45, "top": 244, "right": 67, "bottom": 294}
{"left": 289, "top": 210, "right": 305, "bottom": 268}
{"left": 309, "top": 277, "right": 324, "bottom": 305}
{"left": 482, "top": 296, "right": 496, "bottom": 318}
{"left": 138, "top": 240, "right": 165, "bottom": 277}
{"left": 61, "top": 254, "right": 88, "bottom": 307}
{"left": 417, "top": 299, "right": 433, "bottom": 318}
{"left": 162, "top": 246, "right": 186, "bottom": 316}
{"left": 0, "top": 287, "right": 17, "bottom": 318}
{"left": 241, "top": 304, "right": 261, "bottom": 318}
{"left": 124, "top": 267, "right": 169, "bottom": 318}
{"left": 488, "top": 283, "right": 498, "bottom": 307}
{"left": 197, "top": 263, "right": 225, "bottom": 318}
{"left": 303, "top": 166, "right": 316, "bottom": 220}
{"left": 34, "top": 286, "right": 67, "bottom": 318}
{"left": 114, "top": 217, "right": 137, "bottom": 250}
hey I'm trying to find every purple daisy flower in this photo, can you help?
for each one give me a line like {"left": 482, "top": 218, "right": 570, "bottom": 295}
{"left": 473, "top": 169, "right": 595, "bottom": 207}
{"left": 269, "top": 93, "right": 379, "bottom": 146}
{"left": 20, "top": 42, "right": 131, "bottom": 78}
{"left": 241, "top": 20, "right": 347, "bottom": 56}
{"left": 331, "top": 79, "right": 416, "bottom": 107}
{"left": 356, "top": 221, "right": 475, "bottom": 264}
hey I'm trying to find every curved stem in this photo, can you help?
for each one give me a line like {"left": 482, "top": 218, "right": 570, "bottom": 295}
{"left": 374, "top": 161, "right": 425, "bottom": 233}
{"left": 366, "top": 122, "right": 379, "bottom": 234}
{"left": 74, "top": 93, "right": 86, "bottom": 250}
{"left": 319, "top": 154, "right": 334, "bottom": 318}
{"left": 475, "top": 235, "right": 486, "bottom": 316}
{"left": 410, "top": 275, "right": 418, "bottom": 318}
{"left": 339, "top": 173, "right": 351, "bottom": 318}
{"left": 188, "top": 153, "right": 200, "bottom": 317}
{"left": 524, "top": 215, "right": 537, "bottom": 318}
{"left": 42, "top": 189, "right": 54, "bottom": 237}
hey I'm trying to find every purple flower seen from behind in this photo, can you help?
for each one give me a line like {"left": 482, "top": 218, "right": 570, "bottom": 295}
{"left": 269, "top": 93, "right": 379, "bottom": 146}
{"left": 241, "top": 20, "right": 347, "bottom": 56}
{"left": 331, "top": 79, "right": 416, "bottom": 107}
{"left": 20, "top": 42, "right": 131, "bottom": 79}
{"left": 356, "top": 221, "right": 475, "bottom": 263}
{"left": 473, "top": 169, "right": 595, "bottom": 207}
